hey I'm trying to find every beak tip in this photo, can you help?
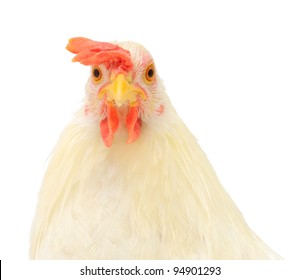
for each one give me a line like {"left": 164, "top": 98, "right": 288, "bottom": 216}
{"left": 115, "top": 101, "right": 124, "bottom": 107}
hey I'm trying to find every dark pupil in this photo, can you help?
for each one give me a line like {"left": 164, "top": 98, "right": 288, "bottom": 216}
{"left": 147, "top": 68, "right": 154, "bottom": 78}
{"left": 93, "top": 68, "right": 100, "bottom": 78}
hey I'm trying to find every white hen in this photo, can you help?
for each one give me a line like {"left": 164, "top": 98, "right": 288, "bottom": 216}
{"left": 30, "top": 37, "right": 280, "bottom": 259}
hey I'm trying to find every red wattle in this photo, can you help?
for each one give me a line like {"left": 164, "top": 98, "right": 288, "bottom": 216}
{"left": 126, "top": 106, "right": 142, "bottom": 144}
{"left": 100, "top": 105, "right": 119, "bottom": 147}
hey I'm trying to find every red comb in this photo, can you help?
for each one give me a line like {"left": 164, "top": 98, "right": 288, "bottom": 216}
{"left": 66, "top": 37, "right": 133, "bottom": 72}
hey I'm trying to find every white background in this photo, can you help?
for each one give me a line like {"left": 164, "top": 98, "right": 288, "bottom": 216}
{"left": 0, "top": 0, "right": 298, "bottom": 267}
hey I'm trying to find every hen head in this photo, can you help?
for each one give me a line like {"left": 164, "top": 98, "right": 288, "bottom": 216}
{"left": 66, "top": 37, "right": 165, "bottom": 147}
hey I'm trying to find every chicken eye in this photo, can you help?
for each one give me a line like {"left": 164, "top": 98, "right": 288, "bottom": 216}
{"left": 92, "top": 66, "right": 102, "bottom": 83}
{"left": 145, "top": 63, "right": 155, "bottom": 82}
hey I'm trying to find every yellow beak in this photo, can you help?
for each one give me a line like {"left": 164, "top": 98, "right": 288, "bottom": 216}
{"left": 99, "top": 74, "right": 146, "bottom": 107}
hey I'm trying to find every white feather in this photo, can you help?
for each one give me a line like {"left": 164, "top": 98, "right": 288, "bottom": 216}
{"left": 30, "top": 41, "right": 280, "bottom": 259}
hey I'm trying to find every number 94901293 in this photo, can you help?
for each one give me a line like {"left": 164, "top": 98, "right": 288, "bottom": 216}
{"left": 173, "top": 266, "right": 221, "bottom": 276}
